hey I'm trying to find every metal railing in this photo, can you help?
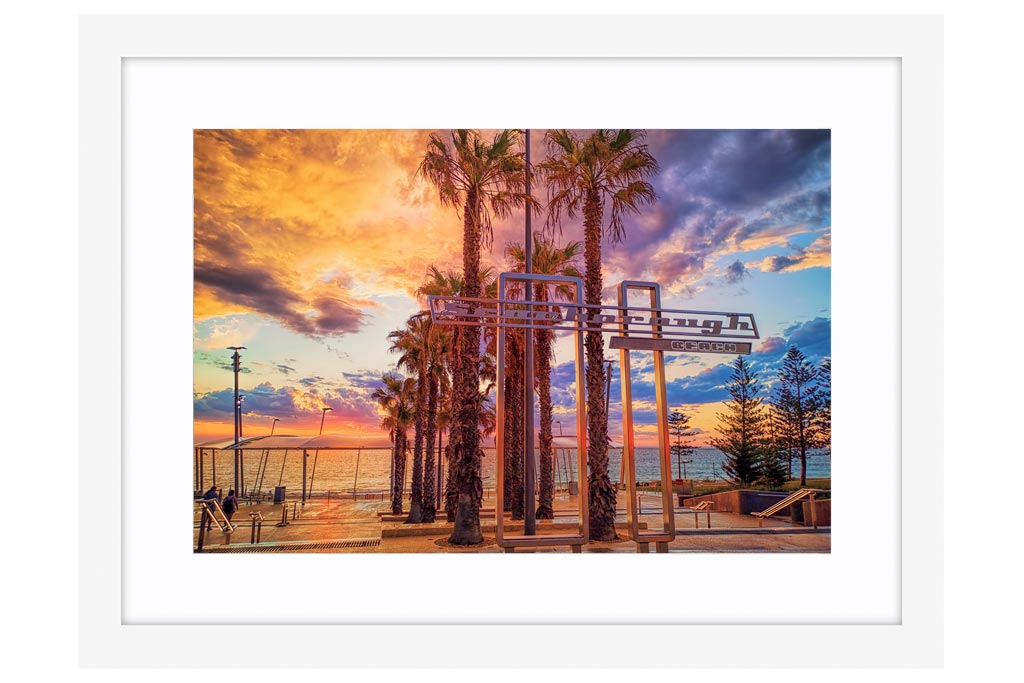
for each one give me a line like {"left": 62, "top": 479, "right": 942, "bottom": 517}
{"left": 751, "top": 488, "right": 820, "bottom": 528}
{"left": 195, "top": 498, "right": 235, "bottom": 552}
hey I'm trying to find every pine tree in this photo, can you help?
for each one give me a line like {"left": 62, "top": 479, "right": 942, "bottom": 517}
{"left": 772, "top": 346, "right": 823, "bottom": 486}
{"left": 817, "top": 357, "right": 831, "bottom": 450}
{"left": 712, "top": 356, "right": 768, "bottom": 486}
{"left": 761, "top": 406, "right": 790, "bottom": 489}
{"left": 667, "top": 409, "right": 697, "bottom": 480}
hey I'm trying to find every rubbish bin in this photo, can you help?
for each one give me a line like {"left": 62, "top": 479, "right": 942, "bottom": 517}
{"left": 568, "top": 481, "right": 579, "bottom": 496}
{"left": 273, "top": 486, "right": 286, "bottom": 504}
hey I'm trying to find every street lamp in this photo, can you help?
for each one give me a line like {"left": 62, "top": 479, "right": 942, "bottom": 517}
{"left": 305, "top": 407, "right": 333, "bottom": 505}
{"left": 522, "top": 127, "right": 537, "bottom": 536}
{"left": 237, "top": 395, "right": 246, "bottom": 493}
{"left": 227, "top": 346, "right": 246, "bottom": 495}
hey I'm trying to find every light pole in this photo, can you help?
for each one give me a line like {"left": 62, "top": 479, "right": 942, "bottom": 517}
{"left": 227, "top": 346, "right": 246, "bottom": 495}
{"left": 306, "top": 407, "right": 332, "bottom": 504}
{"left": 237, "top": 394, "right": 245, "bottom": 494}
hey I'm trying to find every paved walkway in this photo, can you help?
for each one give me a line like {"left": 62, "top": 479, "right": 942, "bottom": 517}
{"left": 194, "top": 491, "right": 830, "bottom": 553}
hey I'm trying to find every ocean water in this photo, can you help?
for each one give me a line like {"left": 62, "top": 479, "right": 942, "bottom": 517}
{"left": 193, "top": 445, "right": 831, "bottom": 496}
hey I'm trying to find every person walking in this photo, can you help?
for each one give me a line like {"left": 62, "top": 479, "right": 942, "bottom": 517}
{"left": 222, "top": 489, "right": 239, "bottom": 531}
{"left": 201, "top": 485, "right": 219, "bottom": 532}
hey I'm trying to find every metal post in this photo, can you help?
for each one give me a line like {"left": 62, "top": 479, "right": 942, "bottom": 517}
{"left": 301, "top": 449, "right": 307, "bottom": 505}
{"left": 227, "top": 346, "right": 245, "bottom": 495}
{"left": 238, "top": 395, "right": 245, "bottom": 495}
{"left": 523, "top": 128, "right": 536, "bottom": 536}
{"left": 352, "top": 448, "right": 361, "bottom": 499}
{"left": 197, "top": 507, "right": 207, "bottom": 551}
{"left": 308, "top": 407, "right": 331, "bottom": 503}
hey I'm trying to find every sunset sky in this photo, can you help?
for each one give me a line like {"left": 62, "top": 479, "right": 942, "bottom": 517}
{"left": 193, "top": 129, "right": 831, "bottom": 445}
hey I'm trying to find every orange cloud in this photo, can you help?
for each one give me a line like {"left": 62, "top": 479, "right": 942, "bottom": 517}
{"left": 194, "top": 130, "right": 470, "bottom": 336}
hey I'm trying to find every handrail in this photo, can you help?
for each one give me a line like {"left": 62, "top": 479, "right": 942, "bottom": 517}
{"left": 195, "top": 498, "right": 233, "bottom": 532}
{"left": 752, "top": 488, "right": 820, "bottom": 527}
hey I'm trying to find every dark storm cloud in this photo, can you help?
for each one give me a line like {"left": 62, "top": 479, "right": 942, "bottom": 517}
{"left": 193, "top": 382, "right": 299, "bottom": 421}
{"left": 194, "top": 380, "right": 381, "bottom": 426}
{"left": 687, "top": 130, "right": 830, "bottom": 211}
{"left": 761, "top": 254, "right": 804, "bottom": 272}
{"left": 782, "top": 317, "right": 831, "bottom": 360}
{"left": 723, "top": 260, "right": 749, "bottom": 284}
{"left": 601, "top": 130, "right": 831, "bottom": 286}
{"left": 618, "top": 317, "right": 830, "bottom": 407}
{"left": 341, "top": 370, "right": 385, "bottom": 390}
{"left": 194, "top": 262, "right": 366, "bottom": 337}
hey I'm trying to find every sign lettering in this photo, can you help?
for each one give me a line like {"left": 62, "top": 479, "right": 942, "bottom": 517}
{"left": 429, "top": 296, "right": 759, "bottom": 342}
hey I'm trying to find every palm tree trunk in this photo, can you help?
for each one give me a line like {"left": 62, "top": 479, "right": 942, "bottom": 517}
{"left": 444, "top": 328, "right": 461, "bottom": 522}
{"left": 505, "top": 328, "right": 525, "bottom": 520}
{"left": 391, "top": 431, "right": 406, "bottom": 515}
{"left": 406, "top": 370, "right": 427, "bottom": 524}
{"left": 422, "top": 368, "right": 439, "bottom": 522}
{"left": 536, "top": 324, "right": 555, "bottom": 519}
{"left": 583, "top": 189, "right": 617, "bottom": 541}
{"left": 450, "top": 190, "right": 484, "bottom": 544}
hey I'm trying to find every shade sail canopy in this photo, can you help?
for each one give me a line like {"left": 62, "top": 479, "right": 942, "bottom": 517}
{"left": 193, "top": 437, "right": 249, "bottom": 450}
{"left": 214, "top": 433, "right": 393, "bottom": 451}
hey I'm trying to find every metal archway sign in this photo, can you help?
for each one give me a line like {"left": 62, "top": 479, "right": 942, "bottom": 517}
{"left": 429, "top": 273, "right": 759, "bottom": 553}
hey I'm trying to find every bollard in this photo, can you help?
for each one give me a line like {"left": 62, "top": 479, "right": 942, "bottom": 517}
{"left": 277, "top": 502, "right": 289, "bottom": 527}
{"left": 197, "top": 507, "right": 208, "bottom": 551}
{"left": 292, "top": 501, "right": 297, "bottom": 520}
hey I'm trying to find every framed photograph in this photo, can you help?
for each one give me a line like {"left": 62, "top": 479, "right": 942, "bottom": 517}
{"left": 80, "top": 13, "right": 942, "bottom": 667}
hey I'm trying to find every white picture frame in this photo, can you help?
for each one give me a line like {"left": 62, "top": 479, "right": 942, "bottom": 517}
{"left": 80, "top": 13, "right": 942, "bottom": 667}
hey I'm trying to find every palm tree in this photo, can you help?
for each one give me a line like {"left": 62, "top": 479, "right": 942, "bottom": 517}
{"left": 502, "top": 325, "right": 525, "bottom": 519}
{"left": 507, "top": 236, "right": 582, "bottom": 519}
{"left": 537, "top": 129, "right": 658, "bottom": 541}
{"left": 371, "top": 373, "right": 414, "bottom": 515}
{"left": 416, "top": 265, "right": 492, "bottom": 521}
{"left": 421, "top": 321, "right": 452, "bottom": 523}
{"left": 419, "top": 130, "right": 534, "bottom": 544}
{"left": 387, "top": 314, "right": 434, "bottom": 523}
